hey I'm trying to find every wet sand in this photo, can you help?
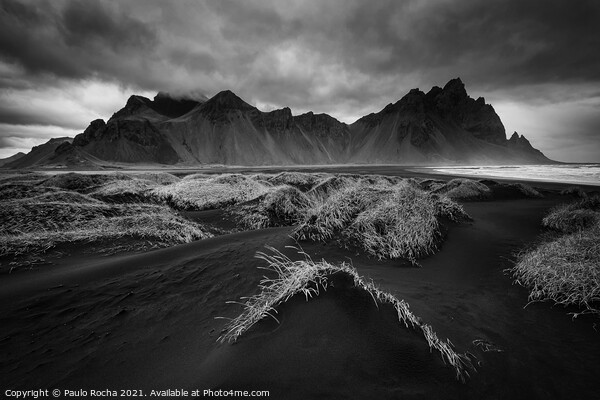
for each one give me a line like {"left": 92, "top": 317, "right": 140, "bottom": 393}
{"left": 1, "top": 169, "right": 599, "bottom": 399}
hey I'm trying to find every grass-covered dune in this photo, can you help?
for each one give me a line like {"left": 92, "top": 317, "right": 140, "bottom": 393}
{"left": 542, "top": 195, "right": 600, "bottom": 233}
{"left": 512, "top": 195, "right": 600, "bottom": 317}
{"left": 264, "top": 171, "right": 328, "bottom": 191}
{"left": 430, "top": 178, "right": 542, "bottom": 200}
{"left": 229, "top": 185, "right": 312, "bottom": 230}
{"left": 151, "top": 173, "right": 273, "bottom": 210}
{"left": 293, "top": 180, "right": 469, "bottom": 263}
{"left": 0, "top": 172, "right": 210, "bottom": 271}
{"left": 41, "top": 172, "right": 132, "bottom": 192}
{"left": 0, "top": 199, "right": 211, "bottom": 269}
{"left": 2, "top": 171, "right": 476, "bottom": 268}
{"left": 225, "top": 174, "right": 470, "bottom": 263}
{"left": 219, "top": 247, "right": 472, "bottom": 381}
{"left": 1, "top": 171, "right": 518, "bottom": 270}
{"left": 431, "top": 178, "right": 492, "bottom": 200}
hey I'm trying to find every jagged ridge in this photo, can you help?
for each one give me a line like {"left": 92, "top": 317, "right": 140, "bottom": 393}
{"left": 8, "top": 79, "right": 553, "bottom": 168}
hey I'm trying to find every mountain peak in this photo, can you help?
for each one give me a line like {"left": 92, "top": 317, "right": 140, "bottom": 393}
{"left": 509, "top": 131, "right": 532, "bottom": 145}
{"left": 126, "top": 95, "right": 151, "bottom": 107}
{"left": 442, "top": 77, "right": 467, "bottom": 97}
{"left": 507, "top": 131, "right": 540, "bottom": 155}
{"left": 394, "top": 88, "right": 426, "bottom": 113}
{"left": 198, "top": 90, "right": 256, "bottom": 120}
{"left": 207, "top": 90, "right": 254, "bottom": 109}
{"left": 109, "top": 95, "right": 153, "bottom": 121}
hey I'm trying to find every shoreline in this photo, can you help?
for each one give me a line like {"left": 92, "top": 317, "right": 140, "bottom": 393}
{"left": 4, "top": 163, "right": 599, "bottom": 190}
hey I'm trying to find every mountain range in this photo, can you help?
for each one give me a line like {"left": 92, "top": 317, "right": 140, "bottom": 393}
{"left": 4, "top": 78, "right": 552, "bottom": 168}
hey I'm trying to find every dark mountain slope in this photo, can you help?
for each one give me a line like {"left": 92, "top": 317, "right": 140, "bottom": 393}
{"left": 71, "top": 93, "right": 198, "bottom": 164}
{"left": 0, "top": 152, "right": 25, "bottom": 167}
{"left": 5, "top": 137, "right": 73, "bottom": 169}
{"left": 159, "top": 91, "right": 352, "bottom": 165}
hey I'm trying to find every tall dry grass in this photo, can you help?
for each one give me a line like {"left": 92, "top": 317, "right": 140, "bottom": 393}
{"left": 542, "top": 195, "right": 600, "bottom": 233}
{"left": 127, "top": 172, "right": 180, "bottom": 185}
{"left": 560, "top": 186, "right": 587, "bottom": 198}
{"left": 307, "top": 175, "right": 356, "bottom": 197}
{"left": 266, "top": 171, "right": 326, "bottom": 191}
{"left": 504, "top": 182, "right": 543, "bottom": 198}
{"left": 91, "top": 179, "right": 159, "bottom": 203}
{"left": 0, "top": 175, "right": 212, "bottom": 266}
{"left": 512, "top": 195, "right": 600, "bottom": 318}
{"left": 151, "top": 173, "right": 272, "bottom": 210}
{"left": 0, "top": 172, "right": 48, "bottom": 184}
{"left": 344, "top": 187, "right": 440, "bottom": 261}
{"left": 1, "top": 183, "right": 64, "bottom": 201}
{"left": 41, "top": 172, "right": 131, "bottom": 192}
{"left": 512, "top": 225, "right": 600, "bottom": 317}
{"left": 0, "top": 199, "right": 211, "bottom": 260}
{"left": 294, "top": 181, "right": 469, "bottom": 262}
{"left": 431, "top": 178, "right": 492, "bottom": 200}
{"left": 218, "top": 246, "right": 472, "bottom": 381}
{"left": 230, "top": 185, "right": 312, "bottom": 229}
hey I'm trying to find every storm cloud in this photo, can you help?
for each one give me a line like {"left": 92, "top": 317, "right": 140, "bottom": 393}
{"left": 1, "top": 0, "right": 599, "bottom": 161}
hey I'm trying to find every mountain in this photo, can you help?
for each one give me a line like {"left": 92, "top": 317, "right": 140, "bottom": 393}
{"left": 4, "top": 137, "right": 76, "bottom": 169}
{"left": 0, "top": 152, "right": 26, "bottom": 167}
{"left": 349, "top": 78, "right": 550, "bottom": 164}
{"left": 10, "top": 80, "right": 552, "bottom": 168}
{"left": 68, "top": 90, "right": 352, "bottom": 166}
{"left": 160, "top": 90, "right": 352, "bottom": 165}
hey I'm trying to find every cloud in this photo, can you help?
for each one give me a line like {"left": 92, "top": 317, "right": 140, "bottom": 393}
{"left": 2, "top": 0, "right": 600, "bottom": 96}
{"left": 0, "top": 0, "right": 157, "bottom": 82}
{"left": 0, "top": 80, "right": 155, "bottom": 129}
{"left": 0, "top": 0, "right": 599, "bottom": 161}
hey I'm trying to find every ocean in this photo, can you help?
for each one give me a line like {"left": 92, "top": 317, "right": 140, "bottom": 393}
{"left": 429, "top": 164, "right": 600, "bottom": 186}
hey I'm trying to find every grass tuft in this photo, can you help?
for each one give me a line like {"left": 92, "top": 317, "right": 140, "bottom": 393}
{"left": 542, "top": 195, "right": 600, "bottom": 233}
{"left": 0, "top": 172, "right": 48, "bottom": 184}
{"left": 127, "top": 172, "right": 180, "bottom": 185}
{"left": 560, "top": 186, "right": 588, "bottom": 198}
{"left": 344, "top": 188, "right": 440, "bottom": 261}
{"left": 266, "top": 171, "right": 325, "bottom": 191}
{"left": 0, "top": 197, "right": 211, "bottom": 265}
{"left": 433, "top": 194, "right": 471, "bottom": 222}
{"left": 182, "top": 173, "right": 214, "bottom": 181}
{"left": 18, "top": 191, "right": 102, "bottom": 204}
{"left": 91, "top": 179, "right": 158, "bottom": 203}
{"left": 501, "top": 182, "right": 543, "bottom": 198}
{"left": 218, "top": 246, "right": 472, "bottom": 381}
{"left": 230, "top": 185, "right": 313, "bottom": 229}
{"left": 151, "top": 174, "right": 272, "bottom": 210}
{"left": 0, "top": 183, "right": 63, "bottom": 201}
{"left": 511, "top": 225, "right": 600, "bottom": 317}
{"left": 307, "top": 175, "right": 356, "bottom": 196}
{"left": 432, "top": 178, "right": 492, "bottom": 200}
{"left": 512, "top": 195, "right": 600, "bottom": 318}
{"left": 294, "top": 182, "right": 469, "bottom": 262}
{"left": 41, "top": 172, "right": 131, "bottom": 193}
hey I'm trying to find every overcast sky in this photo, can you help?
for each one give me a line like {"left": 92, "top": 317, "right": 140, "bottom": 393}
{"left": 1, "top": 0, "right": 599, "bottom": 162}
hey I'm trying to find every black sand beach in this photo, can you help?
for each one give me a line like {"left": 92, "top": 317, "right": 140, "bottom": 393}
{"left": 1, "top": 167, "right": 599, "bottom": 399}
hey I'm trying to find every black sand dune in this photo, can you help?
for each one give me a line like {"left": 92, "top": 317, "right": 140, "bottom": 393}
{"left": 197, "top": 276, "right": 458, "bottom": 399}
{"left": 1, "top": 171, "right": 600, "bottom": 399}
{"left": 0, "top": 228, "right": 295, "bottom": 390}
